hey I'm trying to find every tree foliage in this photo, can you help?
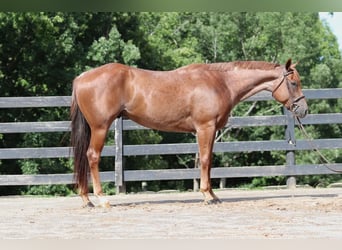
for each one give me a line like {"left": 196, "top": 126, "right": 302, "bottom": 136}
{"left": 1, "top": 12, "right": 341, "bottom": 195}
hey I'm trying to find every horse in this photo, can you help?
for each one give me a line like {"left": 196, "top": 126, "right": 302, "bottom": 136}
{"left": 70, "top": 58, "right": 308, "bottom": 208}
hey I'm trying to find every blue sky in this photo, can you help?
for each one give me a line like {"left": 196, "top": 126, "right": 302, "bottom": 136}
{"left": 319, "top": 12, "right": 342, "bottom": 52}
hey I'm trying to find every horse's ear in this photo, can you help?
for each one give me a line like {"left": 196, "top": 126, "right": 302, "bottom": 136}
{"left": 285, "top": 58, "right": 292, "bottom": 71}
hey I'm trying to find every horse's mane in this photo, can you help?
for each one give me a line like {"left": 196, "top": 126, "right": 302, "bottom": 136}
{"left": 207, "top": 61, "right": 280, "bottom": 71}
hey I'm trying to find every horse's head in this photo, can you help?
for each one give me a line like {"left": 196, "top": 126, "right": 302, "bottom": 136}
{"left": 272, "top": 59, "right": 308, "bottom": 118}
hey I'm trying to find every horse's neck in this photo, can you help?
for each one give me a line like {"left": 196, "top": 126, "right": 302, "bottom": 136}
{"left": 227, "top": 69, "right": 281, "bottom": 102}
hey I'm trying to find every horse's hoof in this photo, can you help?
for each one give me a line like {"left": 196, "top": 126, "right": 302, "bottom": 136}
{"left": 204, "top": 198, "right": 222, "bottom": 205}
{"left": 82, "top": 201, "right": 95, "bottom": 208}
{"left": 98, "top": 197, "right": 111, "bottom": 208}
{"left": 99, "top": 201, "right": 111, "bottom": 208}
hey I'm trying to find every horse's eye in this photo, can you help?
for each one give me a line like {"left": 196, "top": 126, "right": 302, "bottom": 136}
{"left": 291, "top": 81, "right": 297, "bottom": 87}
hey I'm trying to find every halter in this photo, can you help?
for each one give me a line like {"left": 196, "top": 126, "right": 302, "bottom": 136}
{"left": 272, "top": 70, "right": 305, "bottom": 112}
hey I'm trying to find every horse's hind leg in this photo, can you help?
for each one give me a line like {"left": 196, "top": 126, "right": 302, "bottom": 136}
{"left": 197, "top": 125, "right": 221, "bottom": 204}
{"left": 87, "top": 127, "right": 110, "bottom": 208}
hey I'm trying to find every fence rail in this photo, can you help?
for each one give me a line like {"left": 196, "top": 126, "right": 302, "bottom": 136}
{"left": 1, "top": 88, "right": 342, "bottom": 190}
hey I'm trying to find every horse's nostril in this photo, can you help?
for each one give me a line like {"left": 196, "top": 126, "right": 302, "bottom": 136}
{"left": 299, "top": 109, "right": 308, "bottom": 118}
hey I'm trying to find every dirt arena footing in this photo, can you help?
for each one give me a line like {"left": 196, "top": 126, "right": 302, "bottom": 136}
{"left": 1, "top": 187, "right": 341, "bottom": 239}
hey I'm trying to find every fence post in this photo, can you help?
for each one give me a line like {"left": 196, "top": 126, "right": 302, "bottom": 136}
{"left": 114, "top": 117, "right": 126, "bottom": 194}
{"left": 284, "top": 108, "right": 296, "bottom": 189}
{"left": 193, "top": 152, "right": 200, "bottom": 191}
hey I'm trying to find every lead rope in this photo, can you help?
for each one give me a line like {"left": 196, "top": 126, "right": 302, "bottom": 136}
{"left": 296, "top": 117, "right": 342, "bottom": 173}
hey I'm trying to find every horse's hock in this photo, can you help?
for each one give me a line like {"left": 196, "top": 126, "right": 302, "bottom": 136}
{"left": 1, "top": 188, "right": 342, "bottom": 239}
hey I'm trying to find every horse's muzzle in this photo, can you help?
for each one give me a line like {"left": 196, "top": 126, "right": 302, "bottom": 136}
{"left": 290, "top": 99, "right": 308, "bottom": 118}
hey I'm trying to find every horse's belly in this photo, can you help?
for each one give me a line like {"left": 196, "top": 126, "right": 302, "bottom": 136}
{"left": 126, "top": 112, "right": 195, "bottom": 133}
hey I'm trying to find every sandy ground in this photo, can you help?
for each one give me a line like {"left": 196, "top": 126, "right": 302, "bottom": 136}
{"left": 0, "top": 187, "right": 341, "bottom": 239}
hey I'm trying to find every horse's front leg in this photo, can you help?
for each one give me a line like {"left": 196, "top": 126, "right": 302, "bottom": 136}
{"left": 87, "top": 127, "right": 111, "bottom": 208}
{"left": 197, "top": 126, "right": 221, "bottom": 205}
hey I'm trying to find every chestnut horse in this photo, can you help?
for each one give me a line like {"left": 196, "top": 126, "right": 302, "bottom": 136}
{"left": 71, "top": 59, "right": 308, "bottom": 208}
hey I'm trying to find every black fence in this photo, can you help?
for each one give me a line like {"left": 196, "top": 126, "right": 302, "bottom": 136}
{"left": 1, "top": 89, "right": 341, "bottom": 192}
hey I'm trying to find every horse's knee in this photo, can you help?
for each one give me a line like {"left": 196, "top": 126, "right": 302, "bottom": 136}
{"left": 200, "top": 153, "right": 212, "bottom": 167}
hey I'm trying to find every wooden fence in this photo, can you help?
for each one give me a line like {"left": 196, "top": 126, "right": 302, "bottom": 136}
{"left": 1, "top": 89, "right": 342, "bottom": 193}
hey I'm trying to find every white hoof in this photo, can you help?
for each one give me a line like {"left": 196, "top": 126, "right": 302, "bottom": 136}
{"left": 98, "top": 196, "right": 110, "bottom": 208}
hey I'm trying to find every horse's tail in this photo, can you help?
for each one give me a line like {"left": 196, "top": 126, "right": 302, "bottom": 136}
{"left": 70, "top": 90, "right": 91, "bottom": 192}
